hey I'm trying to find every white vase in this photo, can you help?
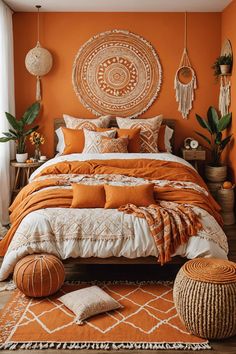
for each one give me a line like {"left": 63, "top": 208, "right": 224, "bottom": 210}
{"left": 16, "top": 153, "right": 28, "bottom": 163}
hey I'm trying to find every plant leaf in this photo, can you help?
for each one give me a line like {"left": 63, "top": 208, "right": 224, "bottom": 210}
{"left": 218, "top": 113, "right": 232, "bottom": 132}
{"left": 0, "top": 137, "right": 13, "bottom": 142}
{"left": 2, "top": 132, "right": 16, "bottom": 139}
{"left": 5, "top": 112, "right": 21, "bottom": 131}
{"left": 220, "top": 135, "right": 232, "bottom": 151}
{"left": 194, "top": 131, "right": 211, "bottom": 145}
{"left": 23, "top": 125, "right": 39, "bottom": 136}
{"left": 207, "top": 106, "right": 219, "bottom": 133}
{"left": 196, "top": 114, "right": 212, "bottom": 133}
{"left": 215, "top": 132, "right": 222, "bottom": 145}
{"left": 9, "top": 129, "right": 18, "bottom": 137}
{"left": 22, "top": 102, "right": 40, "bottom": 125}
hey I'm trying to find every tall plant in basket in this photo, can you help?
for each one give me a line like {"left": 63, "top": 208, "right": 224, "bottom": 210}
{"left": 195, "top": 106, "right": 232, "bottom": 182}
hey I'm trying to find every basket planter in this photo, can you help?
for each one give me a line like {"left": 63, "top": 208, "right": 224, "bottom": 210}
{"left": 217, "top": 187, "right": 235, "bottom": 225}
{"left": 205, "top": 165, "right": 227, "bottom": 182}
{"left": 220, "top": 64, "right": 231, "bottom": 75}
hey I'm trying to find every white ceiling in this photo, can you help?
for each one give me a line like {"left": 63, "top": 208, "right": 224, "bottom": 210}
{"left": 4, "top": 0, "right": 233, "bottom": 12}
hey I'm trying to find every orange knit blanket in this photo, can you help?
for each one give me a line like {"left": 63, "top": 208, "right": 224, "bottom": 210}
{"left": 119, "top": 202, "right": 203, "bottom": 265}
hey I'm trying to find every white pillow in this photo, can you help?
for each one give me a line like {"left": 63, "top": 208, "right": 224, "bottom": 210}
{"left": 165, "top": 126, "right": 174, "bottom": 153}
{"left": 63, "top": 114, "right": 111, "bottom": 130}
{"left": 83, "top": 129, "right": 116, "bottom": 153}
{"left": 55, "top": 127, "right": 65, "bottom": 154}
{"left": 59, "top": 286, "right": 122, "bottom": 324}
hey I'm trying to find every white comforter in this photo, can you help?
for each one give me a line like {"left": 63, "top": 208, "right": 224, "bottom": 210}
{"left": 0, "top": 153, "right": 228, "bottom": 281}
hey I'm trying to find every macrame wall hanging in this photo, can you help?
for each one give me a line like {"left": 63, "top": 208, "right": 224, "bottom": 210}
{"left": 25, "top": 5, "right": 53, "bottom": 101}
{"left": 219, "top": 39, "right": 232, "bottom": 116}
{"left": 174, "top": 12, "right": 197, "bottom": 119}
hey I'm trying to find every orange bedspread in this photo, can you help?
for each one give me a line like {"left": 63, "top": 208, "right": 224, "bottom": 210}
{"left": 0, "top": 159, "right": 221, "bottom": 257}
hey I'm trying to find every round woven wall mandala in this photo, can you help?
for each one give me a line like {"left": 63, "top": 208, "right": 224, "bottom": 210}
{"left": 72, "top": 30, "right": 162, "bottom": 118}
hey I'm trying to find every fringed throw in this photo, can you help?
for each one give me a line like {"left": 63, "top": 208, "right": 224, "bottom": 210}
{"left": 119, "top": 201, "right": 202, "bottom": 265}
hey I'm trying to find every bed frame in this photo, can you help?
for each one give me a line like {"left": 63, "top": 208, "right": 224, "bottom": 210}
{"left": 54, "top": 116, "right": 185, "bottom": 265}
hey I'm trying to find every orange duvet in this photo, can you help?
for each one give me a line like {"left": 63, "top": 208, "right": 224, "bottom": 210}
{"left": 0, "top": 159, "right": 221, "bottom": 257}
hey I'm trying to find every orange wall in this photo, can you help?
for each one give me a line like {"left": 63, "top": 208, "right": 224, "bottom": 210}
{"left": 13, "top": 12, "right": 221, "bottom": 157}
{"left": 222, "top": 1, "right": 236, "bottom": 181}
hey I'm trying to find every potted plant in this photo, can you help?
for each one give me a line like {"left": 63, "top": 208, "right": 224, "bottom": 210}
{"left": 0, "top": 102, "right": 40, "bottom": 163}
{"left": 212, "top": 54, "right": 232, "bottom": 77}
{"left": 195, "top": 106, "right": 232, "bottom": 182}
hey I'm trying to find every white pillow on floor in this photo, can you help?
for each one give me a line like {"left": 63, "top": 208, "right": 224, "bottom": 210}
{"left": 58, "top": 285, "right": 122, "bottom": 324}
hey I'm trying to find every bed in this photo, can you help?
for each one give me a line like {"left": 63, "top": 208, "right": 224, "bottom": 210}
{"left": 0, "top": 117, "right": 228, "bottom": 281}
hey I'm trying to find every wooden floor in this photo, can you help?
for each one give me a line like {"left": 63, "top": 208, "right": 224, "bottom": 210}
{"left": 0, "top": 224, "right": 236, "bottom": 353}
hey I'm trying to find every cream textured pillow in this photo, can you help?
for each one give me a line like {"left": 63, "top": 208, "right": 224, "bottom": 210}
{"left": 63, "top": 114, "right": 111, "bottom": 130}
{"left": 83, "top": 129, "right": 116, "bottom": 153}
{"left": 116, "top": 115, "right": 163, "bottom": 153}
{"left": 59, "top": 286, "right": 122, "bottom": 324}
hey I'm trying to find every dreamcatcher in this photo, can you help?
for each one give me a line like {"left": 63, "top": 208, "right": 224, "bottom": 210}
{"left": 174, "top": 13, "right": 197, "bottom": 119}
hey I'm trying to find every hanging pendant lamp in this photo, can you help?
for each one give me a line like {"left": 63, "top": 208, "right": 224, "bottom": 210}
{"left": 25, "top": 5, "right": 53, "bottom": 101}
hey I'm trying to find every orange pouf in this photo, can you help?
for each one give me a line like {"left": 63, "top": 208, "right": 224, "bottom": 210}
{"left": 13, "top": 254, "right": 65, "bottom": 298}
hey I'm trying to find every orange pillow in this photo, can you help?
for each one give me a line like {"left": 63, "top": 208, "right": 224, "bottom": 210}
{"left": 71, "top": 184, "right": 106, "bottom": 208}
{"left": 104, "top": 184, "right": 156, "bottom": 209}
{"left": 101, "top": 136, "right": 129, "bottom": 153}
{"left": 116, "top": 128, "right": 141, "bottom": 153}
{"left": 62, "top": 127, "right": 84, "bottom": 154}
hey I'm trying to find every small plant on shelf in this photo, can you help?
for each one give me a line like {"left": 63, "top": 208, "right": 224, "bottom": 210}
{"left": 212, "top": 54, "right": 232, "bottom": 77}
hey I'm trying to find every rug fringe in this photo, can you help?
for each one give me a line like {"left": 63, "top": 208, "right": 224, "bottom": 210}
{"left": 0, "top": 341, "right": 211, "bottom": 351}
{"left": 65, "top": 280, "right": 174, "bottom": 286}
{"left": 0, "top": 280, "right": 16, "bottom": 292}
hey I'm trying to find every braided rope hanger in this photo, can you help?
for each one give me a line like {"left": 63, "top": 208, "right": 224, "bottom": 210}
{"left": 174, "top": 12, "right": 197, "bottom": 119}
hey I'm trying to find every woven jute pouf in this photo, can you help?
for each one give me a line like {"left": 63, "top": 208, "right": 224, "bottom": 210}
{"left": 13, "top": 254, "right": 65, "bottom": 298}
{"left": 173, "top": 258, "right": 236, "bottom": 339}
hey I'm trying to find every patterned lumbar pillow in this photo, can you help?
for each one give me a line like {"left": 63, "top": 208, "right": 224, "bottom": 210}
{"left": 116, "top": 115, "right": 163, "bottom": 153}
{"left": 83, "top": 129, "right": 116, "bottom": 153}
{"left": 58, "top": 285, "right": 122, "bottom": 324}
{"left": 100, "top": 136, "right": 129, "bottom": 153}
{"left": 63, "top": 114, "right": 111, "bottom": 130}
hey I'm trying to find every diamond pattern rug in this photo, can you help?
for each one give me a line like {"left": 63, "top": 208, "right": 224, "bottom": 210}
{"left": 0, "top": 281, "right": 210, "bottom": 350}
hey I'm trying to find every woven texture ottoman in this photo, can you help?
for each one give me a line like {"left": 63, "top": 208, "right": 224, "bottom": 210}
{"left": 173, "top": 258, "right": 236, "bottom": 339}
{"left": 13, "top": 254, "right": 65, "bottom": 298}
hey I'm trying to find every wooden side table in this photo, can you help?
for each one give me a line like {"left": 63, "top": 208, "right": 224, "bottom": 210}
{"left": 181, "top": 148, "right": 206, "bottom": 172}
{"left": 11, "top": 161, "right": 44, "bottom": 198}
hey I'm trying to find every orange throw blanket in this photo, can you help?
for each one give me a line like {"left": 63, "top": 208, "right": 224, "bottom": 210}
{"left": 119, "top": 202, "right": 203, "bottom": 265}
{"left": 0, "top": 159, "right": 222, "bottom": 257}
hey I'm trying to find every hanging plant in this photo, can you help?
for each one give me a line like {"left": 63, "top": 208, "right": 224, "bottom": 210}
{"left": 212, "top": 54, "right": 232, "bottom": 78}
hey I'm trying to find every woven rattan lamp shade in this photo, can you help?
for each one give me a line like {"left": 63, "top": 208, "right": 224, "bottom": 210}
{"left": 173, "top": 258, "right": 236, "bottom": 339}
{"left": 25, "top": 42, "right": 53, "bottom": 77}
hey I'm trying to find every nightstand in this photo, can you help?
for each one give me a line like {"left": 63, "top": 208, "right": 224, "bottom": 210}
{"left": 11, "top": 160, "right": 44, "bottom": 198}
{"left": 181, "top": 147, "right": 206, "bottom": 172}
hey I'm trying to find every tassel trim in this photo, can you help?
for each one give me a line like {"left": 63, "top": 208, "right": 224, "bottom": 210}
{"left": 0, "top": 341, "right": 211, "bottom": 351}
